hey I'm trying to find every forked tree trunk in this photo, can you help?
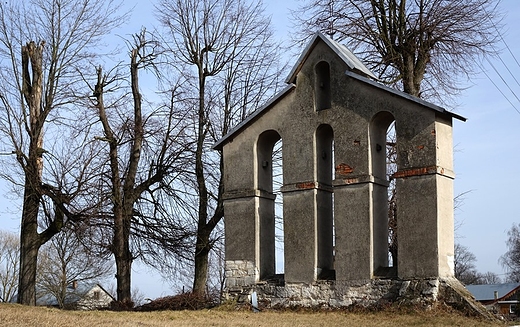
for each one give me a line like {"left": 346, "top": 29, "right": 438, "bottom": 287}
{"left": 18, "top": 41, "right": 45, "bottom": 306}
{"left": 94, "top": 44, "right": 144, "bottom": 306}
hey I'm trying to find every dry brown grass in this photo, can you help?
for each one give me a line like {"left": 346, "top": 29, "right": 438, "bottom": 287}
{"left": 0, "top": 303, "right": 514, "bottom": 327}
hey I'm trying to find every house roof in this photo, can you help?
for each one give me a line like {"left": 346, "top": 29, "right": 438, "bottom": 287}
{"left": 213, "top": 32, "right": 466, "bottom": 151}
{"left": 466, "top": 283, "right": 520, "bottom": 302}
{"left": 35, "top": 282, "right": 114, "bottom": 306}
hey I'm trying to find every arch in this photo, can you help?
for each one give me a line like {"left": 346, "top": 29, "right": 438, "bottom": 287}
{"left": 370, "top": 111, "right": 395, "bottom": 180}
{"left": 316, "top": 124, "right": 335, "bottom": 279}
{"left": 315, "top": 61, "right": 331, "bottom": 111}
{"left": 257, "top": 130, "right": 281, "bottom": 192}
{"left": 272, "top": 139, "right": 284, "bottom": 274}
{"left": 256, "top": 130, "right": 282, "bottom": 280}
{"left": 370, "top": 111, "right": 396, "bottom": 274}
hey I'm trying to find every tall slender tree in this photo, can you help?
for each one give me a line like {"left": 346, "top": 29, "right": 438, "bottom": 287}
{"left": 89, "top": 30, "right": 193, "bottom": 306}
{"left": 157, "top": 0, "right": 285, "bottom": 294}
{"left": 0, "top": 0, "right": 124, "bottom": 305}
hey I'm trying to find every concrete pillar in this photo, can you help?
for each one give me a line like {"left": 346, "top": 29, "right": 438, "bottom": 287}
{"left": 282, "top": 185, "right": 317, "bottom": 283}
{"left": 223, "top": 195, "right": 258, "bottom": 288}
{"left": 396, "top": 172, "right": 454, "bottom": 278}
{"left": 334, "top": 181, "right": 372, "bottom": 280}
{"left": 395, "top": 117, "right": 455, "bottom": 279}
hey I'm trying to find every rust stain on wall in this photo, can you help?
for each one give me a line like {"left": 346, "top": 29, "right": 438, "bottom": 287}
{"left": 336, "top": 163, "right": 354, "bottom": 175}
{"left": 392, "top": 166, "right": 437, "bottom": 178}
{"left": 296, "top": 182, "right": 315, "bottom": 189}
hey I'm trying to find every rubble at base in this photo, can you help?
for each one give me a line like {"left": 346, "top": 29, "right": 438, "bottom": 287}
{"left": 224, "top": 277, "right": 497, "bottom": 321}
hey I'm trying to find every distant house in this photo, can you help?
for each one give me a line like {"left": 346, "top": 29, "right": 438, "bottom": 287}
{"left": 466, "top": 283, "right": 520, "bottom": 315}
{"left": 36, "top": 281, "right": 114, "bottom": 310}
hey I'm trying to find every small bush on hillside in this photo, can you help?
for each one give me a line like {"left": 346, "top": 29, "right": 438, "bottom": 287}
{"left": 135, "top": 292, "right": 217, "bottom": 311}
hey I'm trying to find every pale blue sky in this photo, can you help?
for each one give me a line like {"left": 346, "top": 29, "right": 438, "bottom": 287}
{"left": 1, "top": 0, "right": 519, "bottom": 299}
{"left": 451, "top": 0, "right": 520, "bottom": 278}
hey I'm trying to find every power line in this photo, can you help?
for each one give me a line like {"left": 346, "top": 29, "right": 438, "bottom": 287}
{"left": 480, "top": 63, "right": 520, "bottom": 115}
{"left": 481, "top": 0, "right": 520, "bottom": 114}
{"left": 486, "top": 57, "right": 520, "bottom": 105}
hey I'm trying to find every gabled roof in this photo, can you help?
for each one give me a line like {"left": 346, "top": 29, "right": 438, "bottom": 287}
{"left": 344, "top": 71, "right": 467, "bottom": 122}
{"left": 466, "top": 282, "right": 520, "bottom": 302}
{"left": 213, "top": 32, "right": 466, "bottom": 151}
{"left": 35, "top": 282, "right": 114, "bottom": 307}
{"left": 213, "top": 84, "right": 295, "bottom": 150}
{"left": 285, "top": 32, "right": 377, "bottom": 83}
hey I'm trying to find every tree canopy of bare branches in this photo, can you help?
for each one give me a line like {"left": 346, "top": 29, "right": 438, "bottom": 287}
{"left": 454, "top": 243, "right": 502, "bottom": 285}
{"left": 36, "top": 226, "right": 112, "bottom": 309}
{"left": 292, "top": 0, "right": 502, "bottom": 102}
{"left": 454, "top": 243, "right": 481, "bottom": 285}
{"left": 87, "top": 29, "right": 195, "bottom": 306}
{"left": 156, "top": 0, "right": 285, "bottom": 294}
{"left": 0, "top": 0, "right": 125, "bottom": 305}
{"left": 0, "top": 231, "right": 19, "bottom": 303}
{"left": 500, "top": 224, "right": 520, "bottom": 282}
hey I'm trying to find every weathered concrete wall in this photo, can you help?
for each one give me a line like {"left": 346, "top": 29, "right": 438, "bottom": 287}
{"left": 219, "top": 33, "right": 459, "bottom": 308}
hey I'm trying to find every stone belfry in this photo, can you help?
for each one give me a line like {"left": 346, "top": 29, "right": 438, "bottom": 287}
{"left": 214, "top": 32, "right": 475, "bottom": 311}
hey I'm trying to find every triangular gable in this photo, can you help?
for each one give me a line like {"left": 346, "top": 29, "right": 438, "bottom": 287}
{"left": 285, "top": 32, "right": 377, "bottom": 84}
{"left": 213, "top": 31, "right": 466, "bottom": 151}
{"left": 213, "top": 84, "right": 294, "bottom": 150}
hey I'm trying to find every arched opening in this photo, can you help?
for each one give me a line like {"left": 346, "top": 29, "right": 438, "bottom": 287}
{"left": 256, "top": 130, "right": 282, "bottom": 281}
{"left": 370, "top": 111, "right": 396, "bottom": 276}
{"left": 316, "top": 124, "right": 335, "bottom": 280}
{"left": 315, "top": 61, "right": 331, "bottom": 111}
{"left": 386, "top": 122, "right": 397, "bottom": 268}
{"left": 272, "top": 139, "right": 284, "bottom": 275}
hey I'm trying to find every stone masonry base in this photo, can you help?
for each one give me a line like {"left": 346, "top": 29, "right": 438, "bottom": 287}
{"left": 224, "top": 277, "right": 495, "bottom": 320}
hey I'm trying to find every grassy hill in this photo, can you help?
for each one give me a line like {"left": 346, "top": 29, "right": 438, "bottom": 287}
{"left": 0, "top": 303, "right": 512, "bottom": 327}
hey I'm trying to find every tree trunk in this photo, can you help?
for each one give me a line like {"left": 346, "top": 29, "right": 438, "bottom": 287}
{"left": 192, "top": 72, "right": 210, "bottom": 295}
{"left": 401, "top": 54, "right": 420, "bottom": 97}
{"left": 18, "top": 41, "right": 45, "bottom": 306}
{"left": 111, "top": 207, "right": 134, "bottom": 306}
{"left": 193, "top": 228, "right": 210, "bottom": 295}
{"left": 113, "top": 207, "right": 133, "bottom": 306}
{"left": 18, "top": 184, "right": 41, "bottom": 305}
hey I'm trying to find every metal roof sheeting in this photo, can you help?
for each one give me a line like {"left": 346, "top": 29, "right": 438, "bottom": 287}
{"left": 285, "top": 32, "right": 376, "bottom": 84}
{"left": 466, "top": 282, "right": 520, "bottom": 301}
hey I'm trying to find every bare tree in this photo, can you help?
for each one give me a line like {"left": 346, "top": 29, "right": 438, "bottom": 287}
{"left": 156, "top": 0, "right": 285, "bottom": 295}
{"left": 0, "top": 231, "right": 19, "bottom": 302}
{"left": 454, "top": 243, "right": 481, "bottom": 285}
{"left": 292, "top": 0, "right": 502, "bottom": 102}
{"left": 0, "top": 0, "right": 125, "bottom": 305}
{"left": 89, "top": 30, "right": 193, "bottom": 306}
{"left": 36, "top": 226, "right": 112, "bottom": 309}
{"left": 500, "top": 223, "right": 520, "bottom": 282}
{"left": 477, "top": 271, "right": 502, "bottom": 285}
